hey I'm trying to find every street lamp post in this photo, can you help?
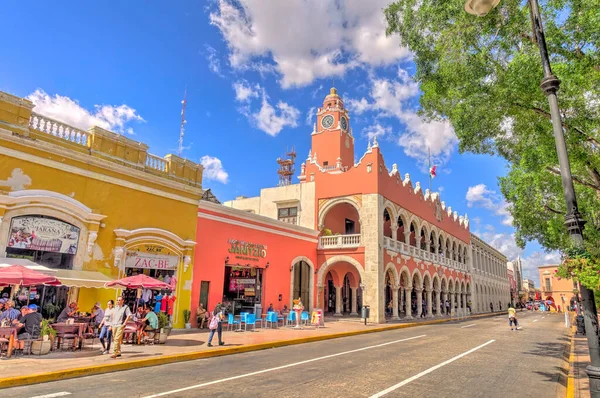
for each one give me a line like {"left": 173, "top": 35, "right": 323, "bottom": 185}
{"left": 465, "top": 0, "right": 600, "bottom": 395}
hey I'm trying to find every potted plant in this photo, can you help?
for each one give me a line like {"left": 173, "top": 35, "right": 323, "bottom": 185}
{"left": 43, "top": 303, "right": 61, "bottom": 321}
{"left": 183, "top": 309, "right": 192, "bottom": 329}
{"left": 157, "top": 312, "right": 170, "bottom": 344}
{"left": 31, "top": 319, "right": 56, "bottom": 355}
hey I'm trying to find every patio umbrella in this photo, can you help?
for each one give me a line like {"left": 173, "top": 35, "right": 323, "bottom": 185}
{"left": 0, "top": 265, "right": 61, "bottom": 286}
{"left": 104, "top": 274, "right": 172, "bottom": 290}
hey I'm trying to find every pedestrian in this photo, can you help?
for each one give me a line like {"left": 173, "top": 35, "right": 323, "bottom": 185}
{"left": 508, "top": 305, "right": 518, "bottom": 331}
{"left": 207, "top": 303, "right": 225, "bottom": 347}
{"left": 445, "top": 300, "right": 450, "bottom": 315}
{"left": 499, "top": 301, "right": 502, "bottom": 311}
{"left": 490, "top": 302, "right": 494, "bottom": 312}
{"left": 110, "top": 296, "right": 132, "bottom": 359}
{"left": 98, "top": 300, "right": 115, "bottom": 355}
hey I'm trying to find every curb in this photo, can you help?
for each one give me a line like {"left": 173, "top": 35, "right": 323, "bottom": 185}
{"left": 567, "top": 324, "right": 576, "bottom": 398}
{"left": 0, "top": 311, "right": 503, "bottom": 389}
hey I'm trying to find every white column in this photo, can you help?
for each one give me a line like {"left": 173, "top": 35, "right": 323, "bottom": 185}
{"left": 392, "top": 285, "right": 399, "bottom": 320}
{"left": 404, "top": 231, "right": 411, "bottom": 245}
{"left": 450, "top": 290, "right": 455, "bottom": 314}
{"left": 334, "top": 285, "right": 343, "bottom": 316}
{"left": 436, "top": 289, "right": 442, "bottom": 317}
{"left": 404, "top": 287, "right": 413, "bottom": 319}
{"left": 426, "top": 289, "right": 433, "bottom": 318}
{"left": 350, "top": 287, "right": 358, "bottom": 316}
{"left": 416, "top": 288, "right": 423, "bottom": 317}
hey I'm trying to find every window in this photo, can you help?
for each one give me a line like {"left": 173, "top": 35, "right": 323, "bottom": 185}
{"left": 323, "top": 161, "right": 329, "bottom": 166}
{"left": 278, "top": 207, "right": 298, "bottom": 224}
{"left": 545, "top": 278, "right": 551, "bottom": 292}
{"left": 345, "top": 219, "right": 355, "bottom": 234}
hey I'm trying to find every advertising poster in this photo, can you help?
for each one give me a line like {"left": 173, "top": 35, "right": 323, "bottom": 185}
{"left": 8, "top": 216, "right": 80, "bottom": 254}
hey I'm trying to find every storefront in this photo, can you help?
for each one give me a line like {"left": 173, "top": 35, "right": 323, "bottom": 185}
{"left": 192, "top": 202, "right": 319, "bottom": 323}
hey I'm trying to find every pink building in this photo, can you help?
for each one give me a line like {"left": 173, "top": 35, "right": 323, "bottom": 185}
{"left": 224, "top": 87, "right": 509, "bottom": 322}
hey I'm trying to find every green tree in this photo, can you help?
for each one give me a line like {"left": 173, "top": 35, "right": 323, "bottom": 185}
{"left": 384, "top": 0, "right": 600, "bottom": 264}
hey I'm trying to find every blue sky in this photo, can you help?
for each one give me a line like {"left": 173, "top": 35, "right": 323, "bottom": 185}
{"left": 0, "top": 0, "right": 558, "bottom": 283}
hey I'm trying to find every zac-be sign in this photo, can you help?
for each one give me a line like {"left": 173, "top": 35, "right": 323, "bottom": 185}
{"left": 125, "top": 251, "right": 179, "bottom": 270}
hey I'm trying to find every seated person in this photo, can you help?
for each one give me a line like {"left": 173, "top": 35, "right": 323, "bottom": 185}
{"left": 14, "top": 304, "right": 42, "bottom": 350}
{"left": 139, "top": 306, "right": 158, "bottom": 343}
{"left": 91, "top": 302, "right": 104, "bottom": 328}
{"left": 0, "top": 300, "right": 21, "bottom": 324}
{"left": 57, "top": 302, "right": 78, "bottom": 322}
{"left": 281, "top": 305, "right": 289, "bottom": 316}
{"left": 267, "top": 303, "right": 275, "bottom": 313}
{"left": 196, "top": 303, "right": 207, "bottom": 329}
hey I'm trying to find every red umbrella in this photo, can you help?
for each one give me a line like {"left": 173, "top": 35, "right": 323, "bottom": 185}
{"left": 104, "top": 274, "right": 171, "bottom": 290}
{"left": 0, "top": 265, "right": 61, "bottom": 286}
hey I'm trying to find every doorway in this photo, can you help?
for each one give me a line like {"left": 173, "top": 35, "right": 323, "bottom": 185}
{"left": 345, "top": 219, "right": 355, "bottom": 234}
{"left": 199, "top": 281, "right": 209, "bottom": 310}
{"left": 292, "top": 261, "right": 310, "bottom": 310}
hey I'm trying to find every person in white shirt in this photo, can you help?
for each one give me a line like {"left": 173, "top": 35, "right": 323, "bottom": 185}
{"left": 98, "top": 300, "right": 115, "bottom": 354}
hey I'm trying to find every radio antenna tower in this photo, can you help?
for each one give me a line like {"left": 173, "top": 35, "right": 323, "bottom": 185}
{"left": 177, "top": 87, "right": 188, "bottom": 156}
{"left": 277, "top": 147, "right": 296, "bottom": 186}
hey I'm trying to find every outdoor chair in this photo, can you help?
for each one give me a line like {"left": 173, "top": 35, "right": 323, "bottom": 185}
{"left": 286, "top": 311, "right": 296, "bottom": 326}
{"left": 227, "top": 313, "right": 240, "bottom": 331}
{"left": 265, "top": 312, "right": 278, "bottom": 328}
{"left": 301, "top": 311, "right": 310, "bottom": 325}
{"left": 244, "top": 314, "right": 261, "bottom": 332}
{"left": 239, "top": 312, "right": 249, "bottom": 327}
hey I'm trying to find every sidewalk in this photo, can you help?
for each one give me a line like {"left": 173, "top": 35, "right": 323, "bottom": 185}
{"left": 571, "top": 330, "right": 591, "bottom": 398}
{"left": 0, "top": 312, "right": 499, "bottom": 388}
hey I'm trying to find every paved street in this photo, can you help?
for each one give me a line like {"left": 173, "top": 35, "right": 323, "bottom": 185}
{"left": 3, "top": 312, "right": 569, "bottom": 398}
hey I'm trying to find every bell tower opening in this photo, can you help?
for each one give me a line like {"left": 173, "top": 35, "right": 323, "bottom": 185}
{"left": 310, "top": 87, "right": 355, "bottom": 171}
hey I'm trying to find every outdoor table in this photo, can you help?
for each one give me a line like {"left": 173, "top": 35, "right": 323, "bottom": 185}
{"left": 0, "top": 326, "right": 17, "bottom": 358}
{"left": 51, "top": 323, "right": 85, "bottom": 350}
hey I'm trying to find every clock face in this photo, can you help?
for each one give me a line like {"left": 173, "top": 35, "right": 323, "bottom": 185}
{"left": 340, "top": 116, "right": 348, "bottom": 131}
{"left": 321, "top": 115, "right": 334, "bottom": 129}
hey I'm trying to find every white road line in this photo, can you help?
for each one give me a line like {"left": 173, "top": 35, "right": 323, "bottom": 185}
{"left": 533, "top": 319, "right": 539, "bottom": 322}
{"left": 461, "top": 324, "right": 476, "bottom": 328}
{"left": 369, "top": 339, "right": 496, "bottom": 398}
{"left": 143, "top": 334, "right": 427, "bottom": 398}
{"left": 30, "top": 393, "right": 72, "bottom": 398}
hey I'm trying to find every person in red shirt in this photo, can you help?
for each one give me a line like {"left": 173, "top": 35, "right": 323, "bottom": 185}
{"left": 167, "top": 295, "right": 176, "bottom": 316}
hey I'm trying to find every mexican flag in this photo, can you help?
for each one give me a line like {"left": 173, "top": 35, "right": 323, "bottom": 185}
{"left": 429, "top": 165, "right": 437, "bottom": 179}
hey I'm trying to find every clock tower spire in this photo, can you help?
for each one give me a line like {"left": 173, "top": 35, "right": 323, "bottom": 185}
{"left": 310, "top": 86, "right": 355, "bottom": 171}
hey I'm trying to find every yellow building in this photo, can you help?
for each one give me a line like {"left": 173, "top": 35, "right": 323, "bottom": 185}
{"left": 0, "top": 91, "right": 203, "bottom": 328}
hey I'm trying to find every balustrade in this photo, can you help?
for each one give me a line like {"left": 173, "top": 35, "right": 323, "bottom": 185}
{"left": 29, "top": 113, "right": 91, "bottom": 146}
{"left": 146, "top": 153, "right": 167, "bottom": 172}
{"left": 318, "top": 234, "right": 361, "bottom": 249}
{"left": 383, "top": 236, "right": 468, "bottom": 272}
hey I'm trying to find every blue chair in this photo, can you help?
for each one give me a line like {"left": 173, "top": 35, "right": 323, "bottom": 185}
{"left": 244, "top": 314, "right": 261, "bottom": 332}
{"left": 266, "top": 312, "right": 278, "bottom": 328}
{"left": 301, "top": 311, "right": 310, "bottom": 325}
{"left": 286, "top": 311, "right": 296, "bottom": 326}
{"left": 227, "top": 313, "right": 240, "bottom": 331}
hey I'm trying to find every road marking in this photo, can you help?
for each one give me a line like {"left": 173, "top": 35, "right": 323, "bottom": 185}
{"left": 143, "top": 334, "right": 427, "bottom": 397}
{"left": 368, "top": 339, "right": 496, "bottom": 398}
{"left": 461, "top": 324, "right": 476, "bottom": 328}
{"left": 533, "top": 319, "right": 539, "bottom": 322}
{"left": 30, "top": 393, "right": 72, "bottom": 398}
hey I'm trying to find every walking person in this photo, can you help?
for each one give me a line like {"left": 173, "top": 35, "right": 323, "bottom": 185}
{"left": 98, "top": 300, "right": 115, "bottom": 354}
{"left": 207, "top": 303, "right": 225, "bottom": 347}
{"left": 508, "top": 305, "right": 519, "bottom": 331}
{"left": 110, "top": 296, "right": 132, "bottom": 359}
{"left": 490, "top": 302, "right": 494, "bottom": 313}
{"left": 445, "top": 300, "right": 450, "bottom": 315}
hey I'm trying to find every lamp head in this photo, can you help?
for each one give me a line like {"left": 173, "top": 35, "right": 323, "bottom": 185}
{"left": 464, "top": 0, "right": 501, "bottom": 16}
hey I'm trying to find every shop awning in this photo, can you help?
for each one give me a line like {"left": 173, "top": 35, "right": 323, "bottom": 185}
{"left": 0, "top": 258, "right": 57, "bottom": 274}
{"left": 53, "top": 270, "right": 115, "bottom": 289}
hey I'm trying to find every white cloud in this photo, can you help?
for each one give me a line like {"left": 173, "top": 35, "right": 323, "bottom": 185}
{"left": 209, "top": 0, "right": 410, "bottom": 88}
{"left": 200, "top": 155, "right": 229, "bottom": 184}
{"left": 252, "top": 93, "right": 300, "bottom": 136}
{"left": 362, "top": 123, "right": 391, "bottom": 140}
{"left": 306, "top": 107, "right": 316, "bottom": 126}
{"left": 233, "top": 80, "right": 259, "bottom": 102}
{"left": 466, "top": 184, "right": 496, "bottom": 209}
{"left": 205, "top": 45, "right": 224, "bottom": 77}
{"left": 347, "top": 70, "right": 457, "bottom": 168}
{"left": 466, "top": 184, "right": 513, "bottom": 226}
{"left": 27, "top": 89, "right": 144, "bottom": 135}
{"left": 521, "top": 251, "right": 562, "bottom": 285}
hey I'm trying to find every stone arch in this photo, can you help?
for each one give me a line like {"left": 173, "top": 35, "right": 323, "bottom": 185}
{"left": 422, "top": 271, "right": 432, "bottom": 291}
{"left": 399, "top": 266, "right": 411, "bottom": 288}
{"left": 289, "top": 256, "right": 316, "bottom": 311}
{"left": 318, "top": 196, "right": 361, "bottom": 231}
{"left": 429, "top": 229, "right": 437, "bottom": 253}
{"left": 411, "top": 269, "right": 423, "bottom": 289}
{"left": 408, "top": 218, "right": 420, "bottom": 247}
{"left": 441, "top": 275, "right": 448, "bottom": 292}
{"left": 432, "top": 274, "right": 441, "bottom": 291}
{"left": 382, "top": 200, "right": 398, "bottom": 223}
{"left": 317, "top": 255, "right": 365, "bottom": 288}
{"left": 384, "top": 262, "right": 399, "bottom": 286}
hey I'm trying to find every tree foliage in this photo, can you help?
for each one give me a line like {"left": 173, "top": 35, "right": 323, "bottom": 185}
{"left": 385, "top": 0, "right": 600, "bottom": 255}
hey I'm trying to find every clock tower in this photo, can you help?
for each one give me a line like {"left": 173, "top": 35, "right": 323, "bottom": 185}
{"left": 310, "top": 87, "right": 355, "bottom": 171}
